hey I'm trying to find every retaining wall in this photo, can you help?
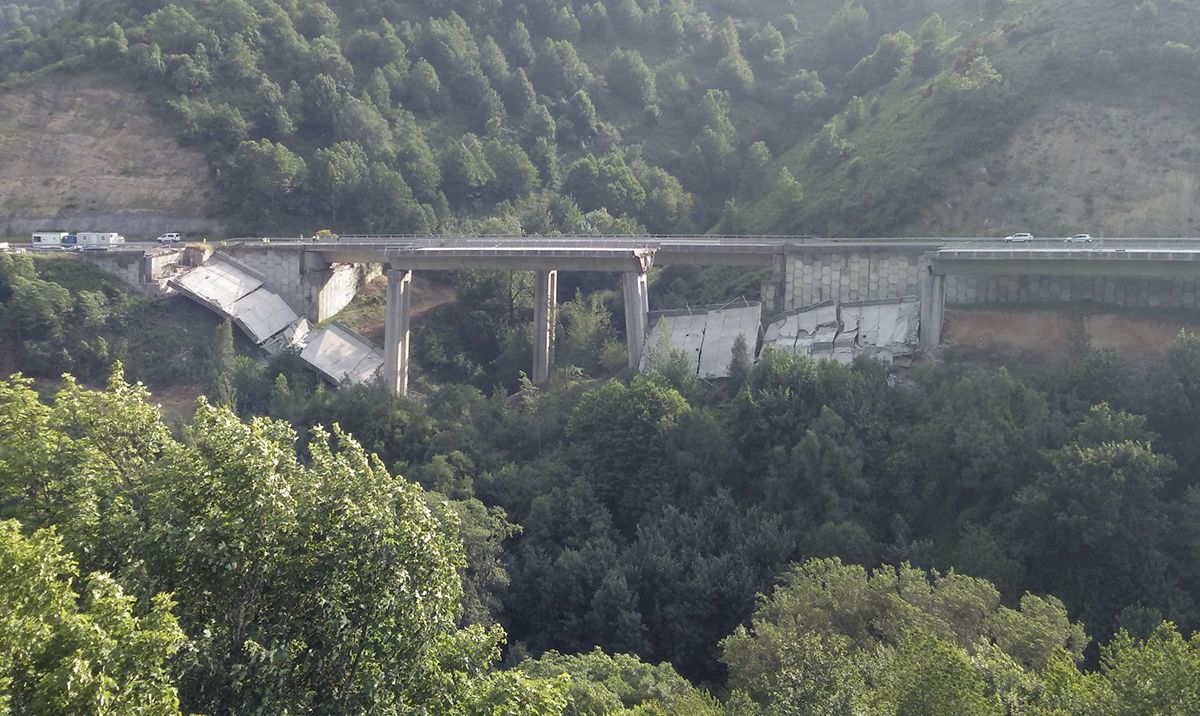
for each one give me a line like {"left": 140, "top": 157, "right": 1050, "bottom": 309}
{"left": 778, "top": 247, "right": 1200, "bottom": 313}
{"left": 781, "top": 248, "right": 925, "bottom": 310}
{"left": 79, "top": 248, "right": 184, "bottom": 296}
{"left": 944, "top": 274, "right": 1200, "bottom": 309}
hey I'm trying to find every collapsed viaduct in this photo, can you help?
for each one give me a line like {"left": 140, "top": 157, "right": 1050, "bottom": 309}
{"left": 82, "top": 236, "right": 1200, "bottom": 395}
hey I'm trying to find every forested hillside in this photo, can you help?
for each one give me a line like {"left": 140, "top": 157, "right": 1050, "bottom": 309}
{"left": 6, "top": 0, "right": 1198, "bottom": 236}
{"left": 9, "top": 0, "right": 1200, "bottom": 711}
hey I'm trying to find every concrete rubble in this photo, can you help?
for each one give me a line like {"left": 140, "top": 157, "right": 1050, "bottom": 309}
{"left": 168, "top": 252, "right": 382, "bottom": 385}
{"left": 300, "top": 322, "right": 385, "bottom": 385}
{"left": 762, "top": 297, "right": 920, "bottom": 364}
{"left": 641, "top": 301, "right": 762, "bottom": 379}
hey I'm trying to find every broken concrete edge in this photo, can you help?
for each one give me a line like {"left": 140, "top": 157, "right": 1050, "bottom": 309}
{"left": 211, "top": 251, "right": 268, "bottom": 283}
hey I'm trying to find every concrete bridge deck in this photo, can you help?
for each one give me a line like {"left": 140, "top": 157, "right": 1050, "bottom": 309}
{"left": 74, "top": 235, "right": 1200, "bottom": 396}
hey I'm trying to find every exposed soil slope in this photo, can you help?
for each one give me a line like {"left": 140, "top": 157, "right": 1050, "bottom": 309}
{"left": 906, "top": 101, "right": 1200, "bottom": 237}
{"left": 0, "top": 71, "right": 222, "bottom": 238}
{"left": 944, "top": 306, "right": 1200, "bottom": 366}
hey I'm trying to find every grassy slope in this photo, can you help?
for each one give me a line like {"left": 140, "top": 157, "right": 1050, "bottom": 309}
{"left": 744, "top": 0, "right": 1200, "bottom": 237}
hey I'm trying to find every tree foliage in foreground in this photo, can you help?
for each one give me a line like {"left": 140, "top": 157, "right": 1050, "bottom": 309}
{"left": 723, "top": 558, "right": 1200, "bottom": 715}
{"left": 0, "top": 520, "right": 183, "bottom": 714}
{"left": 0, "top": 367, "right": 565, "bottom": 715}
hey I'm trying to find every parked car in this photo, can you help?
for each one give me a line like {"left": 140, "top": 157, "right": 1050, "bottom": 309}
{"left": 1004, "top": 232, "right": 1033, "bottom": 242}
{"left": 157, "top": 232, "right": 182, "bottom": 243}
{"left": 1065, "top": 233, "right": 1094, "bottom": 243}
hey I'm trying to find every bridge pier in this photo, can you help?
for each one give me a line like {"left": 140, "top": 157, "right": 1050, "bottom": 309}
{"left": 533, "top": 270, "right": 558, "bottom": 384}
{"left": 383, "top": 268, "right": 412, "bottom": 396}
{"left": 919, "top": 260, "right": 945, "bottom": 351}
{"left": 623, "top": 271, "right": 649, "bottom": 370}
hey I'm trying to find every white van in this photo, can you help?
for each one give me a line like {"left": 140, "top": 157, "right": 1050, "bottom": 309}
{"left": 156, "top": 232, "right": 182, "bottom": 243}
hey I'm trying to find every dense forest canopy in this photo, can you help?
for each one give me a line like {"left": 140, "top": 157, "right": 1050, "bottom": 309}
{"left": 4, "top": 0, "right": 1198, "bottom": 236}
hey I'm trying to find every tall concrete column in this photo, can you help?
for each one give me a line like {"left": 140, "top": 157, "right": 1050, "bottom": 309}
{"left": 623, "top": 271, "right": 649, "bottom": 370}
{"left": 383, "top": 269, "right": 412, "bottom": 396}
{"left": 532, "top": 269, "right": 558, "bottom": 384}
{"left": 919, "top": 260, "right": 945, "bottom": 351}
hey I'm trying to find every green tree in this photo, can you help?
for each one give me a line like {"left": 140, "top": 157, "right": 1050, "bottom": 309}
{"left": 0, "top": 520, "right": 185, "bottom": 714}
{"left": 847, "top": 31, "right": 916, "bottom": 94}
{"left": 207, "top": 319, "right": 237, "bottom": 408}
{"left": 0, "top": 370, "right": 566, "bottom": 714}
{"left": 223, "top": 139, "right": 306, "bottom": 216}
{"left": 633, "top": 161, "right": 692, "bottom": 233}
{"left": 530, "top": 39, "right": 591, "bottom": 98}
{"left": 562, "top": 89, "right": 600, "bottom": 144}
{"left": 724, "top": 558, "right": 1087, "bottom": 712}
{"left": 607, "top": 48, "right": 655, "bottom": 109}
{"left": 1008, "top": 428, "right": 1177, "bottom": 634}
{"left": 565, "top": 377, "right": 688, "bottom": 532}
{"left": 441, "top": 134, "right": 496, "bottom": 204}
{"left": 519, "top": 648, "right": 722, "bottom": 715}
{"left": 310, "top": 140, "right": 369, "bottom": 223}
{"left": 483, "top": 139, "right": 539, "bottom": 201}
{"left": 716, "top": 49, "right": 755, "bottom": 94}
{"left": 748, "top": 24, "right": 786, "bottom": 71}
{"left": 563, "top": 153, "right": 646, "bottom": 216}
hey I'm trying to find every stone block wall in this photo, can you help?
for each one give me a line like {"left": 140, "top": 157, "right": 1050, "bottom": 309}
{"left": 945, "top": 274, "right": 1200, "bottom": 308}
{"left": 224, "top": 247, "right": 307, "bottom": 311}
{"left": 782, "top": 249, "right": 924, "bottom": 311}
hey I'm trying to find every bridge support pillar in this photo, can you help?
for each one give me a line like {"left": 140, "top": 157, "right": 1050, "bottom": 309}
{"left": 383, "top": 268, "right": 412, "bottom": 396}
{"left": 532, "top": 269, "right": 558, "bottom": 384}
{"left": 919, "top": 260, "right": 944, "bottom": 352}
{"left": 623, "top": 271, "right": 649, "bottom": 370}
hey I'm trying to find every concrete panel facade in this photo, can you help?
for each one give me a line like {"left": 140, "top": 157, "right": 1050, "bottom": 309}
{"left": 781, "top": 248, "right": 924, "bottom": 312}
{"left": 943, "top": 274, "right": 1200, "bottom": 309}
{"left": 780, "top": 246, "right": 1200, "bottom": 315}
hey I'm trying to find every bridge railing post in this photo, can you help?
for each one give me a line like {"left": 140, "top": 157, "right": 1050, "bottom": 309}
{"left": 623, "top": 271, "right": 649, "bottom": 370}
{"left": 532, "top": 269, "right": 558, "bottom": 384}
{"left": 383, "top": 268, "right": 412, "bottom": 396}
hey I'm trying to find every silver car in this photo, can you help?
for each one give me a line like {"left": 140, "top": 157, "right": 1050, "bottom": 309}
{"left": 1064, "top": 234, "right": 1094, "bottom": 243}
{"left": 1004, "top": 232, "right": 1033, "bottom": 242}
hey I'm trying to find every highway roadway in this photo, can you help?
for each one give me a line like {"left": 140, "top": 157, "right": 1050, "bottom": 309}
{"left": 24, "top": 235, "right": 1200, "bottom": 255}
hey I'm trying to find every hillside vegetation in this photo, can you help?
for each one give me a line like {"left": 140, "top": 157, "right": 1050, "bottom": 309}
{"left": 6, "top": 0, "right": 1197, "bottom": 237}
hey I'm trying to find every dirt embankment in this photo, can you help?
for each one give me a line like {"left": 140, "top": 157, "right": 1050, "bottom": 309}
{"left": 908, "top": 100, "right": 1200, "bottom": 237}
{"left": 944, "top": 307, "right": 1200, "bottom": 366}
{"left": 339, "top": 274, "right": 459, "bottom": 345}
{"left": 0, "top": 71, "right": 223, "bottom": 239}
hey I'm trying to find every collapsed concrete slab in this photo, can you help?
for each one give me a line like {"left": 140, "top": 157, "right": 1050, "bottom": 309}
{"left": 300, "top": 322, "right": 384, "bottom": 385}
{"left": 169, "top": 253, "right": 264, "bottom": 312}
{"left": 763, "top": 297, "right": 920, "bottom": 365}
{"left": 641, "top": 301, "right": 761, "bottom": 379}
{"left": 229, "top": 289, "right": 300, "bottom": 345}
{"left": 169, "top": 252, "right": 382, "bottom": 386}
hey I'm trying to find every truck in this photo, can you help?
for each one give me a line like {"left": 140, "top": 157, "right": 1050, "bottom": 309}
{"left": 75, "top": 232, "right": 126, "bottom": 248}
